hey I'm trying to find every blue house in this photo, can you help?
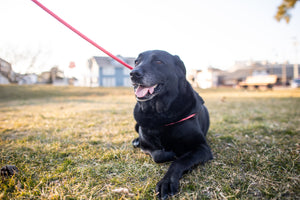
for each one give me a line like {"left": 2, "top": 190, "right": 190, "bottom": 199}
{"left": 86, "top": 55, "right": 135, "bottom": 87}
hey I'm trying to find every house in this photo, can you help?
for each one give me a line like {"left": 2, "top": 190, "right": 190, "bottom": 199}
{"left": 37, "top": 67, "right": 78, "bottom": 86}
{"left": 0, "top": 58, "right": 16, "bottom": 84}
{"left": 263, "top": 63, "right": 299, "bottom": 85}
{"left": 38, "top": 67, "right": 65, "bottom": 84}
{"left": 187, "top": 67, "right": 224, "bottom": 89}
{"left": 86, "top": 55, "right": 135, "bottom": 87}
{"left": 18, "top": 74, "right": 38, "bottom": 85}
{"left": 196, "top": 67, "right": 223, "bottom": 88}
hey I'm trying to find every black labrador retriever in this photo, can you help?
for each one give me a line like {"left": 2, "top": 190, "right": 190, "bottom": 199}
{"left": 130, "top": 50, "right": 213, "bottom": 199}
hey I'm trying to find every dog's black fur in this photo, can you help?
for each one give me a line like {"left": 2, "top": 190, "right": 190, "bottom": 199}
{"left": 130, "top": 50, "right": 213, "bottom": 199}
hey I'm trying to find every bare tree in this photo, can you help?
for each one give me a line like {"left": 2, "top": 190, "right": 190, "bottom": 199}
{"left": 0, "top": 44, "right": 50, "bottom": 74}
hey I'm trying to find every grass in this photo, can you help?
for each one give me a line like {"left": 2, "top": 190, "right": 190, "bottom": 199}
{"left": 0, "top": 85, "right": 299, "bottom": 199}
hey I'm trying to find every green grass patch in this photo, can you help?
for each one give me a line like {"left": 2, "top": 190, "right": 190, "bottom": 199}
{"left": 0, "top": 85, "right": 299, "bottom": 199}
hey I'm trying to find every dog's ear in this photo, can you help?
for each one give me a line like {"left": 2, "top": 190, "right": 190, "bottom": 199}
{"left": 174, "top": 55, "right": 186, "bottom": 76}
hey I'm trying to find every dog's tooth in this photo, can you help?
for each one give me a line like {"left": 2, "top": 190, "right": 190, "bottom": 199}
{"left": 149, "top": 86, "right": 154, "bottom": 94}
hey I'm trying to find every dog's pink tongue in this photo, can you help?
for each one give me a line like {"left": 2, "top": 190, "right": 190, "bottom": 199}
{"left": 135, "top": 85, "right": 155, "bottom": 98}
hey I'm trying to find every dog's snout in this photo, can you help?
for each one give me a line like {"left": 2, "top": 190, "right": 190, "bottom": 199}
{"left": 130, "top": 69, "right": 143, "bottom": 79}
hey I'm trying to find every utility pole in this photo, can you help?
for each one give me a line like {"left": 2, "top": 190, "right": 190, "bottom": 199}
{"left": 282, "top": 61, "right": 287, "bottom": 86}
{"left": 293, "top": 38, "right": 299, "bottom": 79}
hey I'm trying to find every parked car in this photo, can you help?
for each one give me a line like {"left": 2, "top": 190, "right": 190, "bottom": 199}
{"left": 291, "top": 78, "right": 300, "bottom": 88}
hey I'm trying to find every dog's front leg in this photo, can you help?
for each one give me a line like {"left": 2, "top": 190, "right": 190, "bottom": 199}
{"left": 132, "top": 124, "right": 141, "bottom": 148}
{"left": 155, "top": 143, "right": 212, "bottom": 199}
{"left": 151, "top": 150, "right": 176, "bottom": 163}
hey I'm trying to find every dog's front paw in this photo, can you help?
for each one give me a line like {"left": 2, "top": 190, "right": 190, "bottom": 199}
{"left": 156, "top": 176, "right": 179, "bottom": 200}
{"left": 132, "top": 137, "right": 140, "bottom": 148}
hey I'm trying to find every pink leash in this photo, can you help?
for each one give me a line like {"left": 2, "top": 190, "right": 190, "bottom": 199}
{"left": 31, "top": 0, "right": 133, "bottom": 70}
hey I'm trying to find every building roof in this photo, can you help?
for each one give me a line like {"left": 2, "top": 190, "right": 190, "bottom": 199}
{"left": 0, "top": 57, "right": 15, "bottom": 83}
{"left": 92, "top": 55, "right": 135, "bottom": 68}
{"left": 0, "top": 58, "right": 11, "bottom": 66}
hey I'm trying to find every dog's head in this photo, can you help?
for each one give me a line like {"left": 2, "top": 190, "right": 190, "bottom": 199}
{"left": 130, "top": 50, "right": 186, "bottom": 102}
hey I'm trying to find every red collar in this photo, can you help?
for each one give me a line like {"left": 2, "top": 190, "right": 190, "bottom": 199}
{"left": 164, "top": 113, "right": 197, "bottom": 127}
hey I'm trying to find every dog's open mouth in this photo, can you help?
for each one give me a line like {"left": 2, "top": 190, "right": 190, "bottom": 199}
{"left": 134, "top": 84, "right": 160, "bottom": 101}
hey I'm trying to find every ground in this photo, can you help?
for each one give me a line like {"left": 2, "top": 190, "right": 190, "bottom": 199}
{"left": 0, "top": 85, "right": 299, "bottom": 199}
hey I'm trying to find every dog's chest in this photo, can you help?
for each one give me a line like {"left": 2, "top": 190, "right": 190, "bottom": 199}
{"left": 138, "top": 126, "right": 165, "bottom": 151}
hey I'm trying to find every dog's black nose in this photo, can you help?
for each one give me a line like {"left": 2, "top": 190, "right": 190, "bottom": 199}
{"left": 130, "top": 69, "right": 143, "bottom": 79}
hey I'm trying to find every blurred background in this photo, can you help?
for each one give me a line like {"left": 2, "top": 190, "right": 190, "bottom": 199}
{"left": 0, "top": 0, "right": 299, "bottom": 88}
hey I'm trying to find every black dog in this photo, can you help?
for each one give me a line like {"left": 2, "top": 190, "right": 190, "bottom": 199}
{"left": 130, "top": 50, "right": 213, "bottom": 199}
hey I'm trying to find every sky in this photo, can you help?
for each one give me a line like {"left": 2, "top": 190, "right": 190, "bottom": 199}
{"left": 0, "top": 0, "right": 300, "bottom": 79}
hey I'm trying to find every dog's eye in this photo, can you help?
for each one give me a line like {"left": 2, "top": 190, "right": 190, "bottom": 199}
{"left": 135, "top": 60, "right": 139, "bottom": 66}
{"left": 155, "top": 60, "right": 163, "bottom": 65}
